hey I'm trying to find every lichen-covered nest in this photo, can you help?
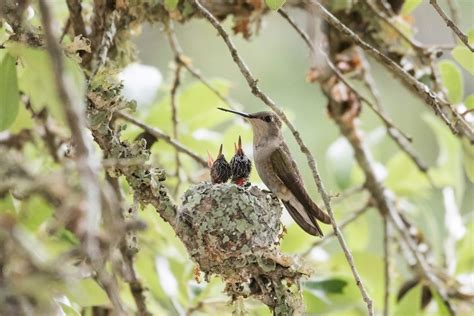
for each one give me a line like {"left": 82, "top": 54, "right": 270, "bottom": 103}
{"left": 176, "top": 182, "right": 305, "bottom": 314}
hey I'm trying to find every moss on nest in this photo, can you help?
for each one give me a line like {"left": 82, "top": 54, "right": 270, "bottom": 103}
{"left": 176, "top": 182, "right": 304, "bottom": 315}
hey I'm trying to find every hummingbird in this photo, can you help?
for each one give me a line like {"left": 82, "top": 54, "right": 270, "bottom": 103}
{"left": 208, "top": 144, "right": 232, "bottom": 184}
{"left": 218, "top": 107, "right": 331, "bottom": 236}
{"left": 230, "top": 136, "right": 252, "bottom": 186}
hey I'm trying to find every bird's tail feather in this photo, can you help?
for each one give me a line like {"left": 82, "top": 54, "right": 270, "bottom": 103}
{"left": 308, "top": 201, "right": 332, "bottom": 224}
{"left": 282, "top": 200, "right": 323, "bottom": 237}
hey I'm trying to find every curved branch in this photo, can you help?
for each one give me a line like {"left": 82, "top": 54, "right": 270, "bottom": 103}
{"left": 430, "top": 0, "right": 473, "bottom": 52}
{"left": 310, "top": 0, "right": 474, "bottom": 141}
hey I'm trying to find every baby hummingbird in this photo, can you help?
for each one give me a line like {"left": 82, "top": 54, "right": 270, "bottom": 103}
{"left": 230, "top": 136, "right": 252, "bottom": 186}
{"left": 208, "top": 144, "right": 231, "bottom": 184}
{"left": 218, "top": 107, "right": 331, "bottom": 236}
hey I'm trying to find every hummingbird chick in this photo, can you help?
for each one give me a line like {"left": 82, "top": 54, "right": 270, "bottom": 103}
{"left": 230, "top": 136, "right": 252, "bottom": 186}
{"left": 219, "top": 107, "right": 332, "bottom": 237}
{"left": 208, "top": 144, "right": 232, "bottom": 184}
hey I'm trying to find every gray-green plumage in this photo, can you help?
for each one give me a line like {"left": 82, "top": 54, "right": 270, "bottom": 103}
{"left": 219, "top": 108, "right": 331, "bottom": 236}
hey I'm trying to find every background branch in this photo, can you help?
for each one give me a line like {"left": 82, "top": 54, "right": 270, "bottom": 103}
{"left": 310, "top": 0, "right": 474, "bottom": 141}
{"left": 430, "top": 0, "right": 473, "bottom": 51}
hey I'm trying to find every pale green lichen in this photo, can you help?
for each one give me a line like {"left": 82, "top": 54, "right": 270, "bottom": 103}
{"left": 176, "top": 182, "right": 304, "bottom": 315}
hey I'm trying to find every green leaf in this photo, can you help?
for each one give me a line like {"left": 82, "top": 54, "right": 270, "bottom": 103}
{"left": 7, "top": 43, "right": 86, "bottom": 124}
{"left": 304, "top": 278, "right": 348, "bottom": 294}
{"left": 326, "top": 137, "right": 354, "bottom": 190}
{"left": 60, "top": 303, "right": 81, "bottom": 316}
{"left": 0, "top": 192, "right": 16, "bottom": 214}
{"left": 433, "top": 291, "right": 451, "bottom": 315}
{"left": 164, "top": 0, "right": 178, "bottom": 11}
{"left": 468, "top": 29, "right": 474, "bottom": 45}
{"left": 462, "top": 138, "right": 474, "bottom": 182}
{"left": 280, "top": 222, "right": 316, "bottom": 252}
{"left": 452, "top": 46, "right": 474, "bottom": 75}
{"left": 65, "top": 279, "right": 110, "bottom": 307}
{"left": 19, "top": 196, "right": 53, "bottom": 231}
{"left": 457, "top": 222, "right": 474, "bottom": 273}
{"left": 394, "top": 284, "right": 422, "bottom": 316}
{"left": 401, "top": 0, "right": 422, "bottom": 15}
{"left": 385, "top": 152, "right": 430, "bottom": 197}
{"left": 0, "top": 53, "right": 20, "bottom": 131}
{"left": 465, "top": 94, "right": 474, "bottom": 109}
{"left": 330, "top": 0, "right": 353, "bottom": 11}
{"left": 303, "top": 273, "right": 360, "bottom": 314}
{"left": 144, "top": 79, "right": 233, "bottom": 168}
{"left": 438, "top": 60, "right": 463, "bottom": 104}
{"left": 265, "top": 0, "right": 286, "bottom": 10}
{"left": 424, "top": 114, "right": 464, "bottom": 200}
{"left": 0, "top": 23, "right": 10, "bottom": 44}
{"left": 8, "top": 102, "right": 34, "bottom": 133}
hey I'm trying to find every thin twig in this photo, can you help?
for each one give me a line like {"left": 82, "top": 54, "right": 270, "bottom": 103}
{"left": 362, "top": 0, "right": 425, "bottom": 53}
{"left": 60, "top": 17, "right": 71, "bottom": 42}
{"left": 38, "top": 0, "right": 126, "bottom": 314}
{"left": 65, "top": 0, "right": 87, "bottom": 37}
{"left": 430, "top": 0, "right": 473, "bottom": 52}
{"left": 328, "top": 94, "right": 456, "bottom": 315}
{"left": 122, "top": 251, "right": 151, "bottom": 316}
{"left": 309, "top": 0, "right": 474, "bottom": 141}
{"left": 116, "top": 188, "right": 151, "bottom": 316}
{"left": 116, "top": 111, "right": 207, "bottom": 167}
{"left": 38, "top": 0, "right": 102, "bottom": 256}
{"left": 331, "top": 184, "right": 366, "bottom": 203}
{"left": 446, "top": 0, "right": 460, "bottom": 34}
{"left": 167, "top": 21, "right": 183, "bottom": 192}
{"left": 165, "top": 21, "right": 236, "bottom": 110}
{"left": 303, "top": 201, "right": 371, "bottom": 256}
{"left": 278, "top": 8, "right": 413, "bottom": 143}
{"left": 278, "top": 9, "right": 432, "bottom": 176}
{"left": 383, "top": 216, "right": 390, "bottom": 316}
{"left": 170, "top": 59, "right": 183, "bottom": 196}
{"left": 278, "top": 9, "right": 312, "bottom": 49}
{"left": 193, "top": 1, "right": 374, "bottom": 314}
{"left": 388, "top": 207, "right": 456, "bottom": 315}
{"left": 358, "top": 53, "right": 431, "bottom": 174}
{"left": 93, "top": 10, "right": 120, "bottom": 74}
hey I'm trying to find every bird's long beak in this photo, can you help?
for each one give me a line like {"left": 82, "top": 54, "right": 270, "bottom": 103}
{"left": 218, "top": 107, "right": 253, "bottom": 119}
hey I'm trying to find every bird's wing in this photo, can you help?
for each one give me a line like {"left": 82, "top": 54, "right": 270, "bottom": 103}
{"left": 281, "top": 200, "right": 322, "bottom": 236}
{"left": 270, "top": 145, "right": 331, "bottom": 224}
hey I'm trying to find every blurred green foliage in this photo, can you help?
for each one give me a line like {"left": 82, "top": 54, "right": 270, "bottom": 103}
{"left": 0, "top": 0, "right": 473, "bottom": 315}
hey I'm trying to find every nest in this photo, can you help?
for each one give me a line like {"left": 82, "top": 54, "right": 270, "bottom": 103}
{"left": 176, "top": 183, "right": 304, "bottom": 315}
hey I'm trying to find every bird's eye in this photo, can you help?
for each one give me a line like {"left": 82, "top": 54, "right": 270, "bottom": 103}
{"left": 264, "top": 115, "right": 272, "bottom": 122}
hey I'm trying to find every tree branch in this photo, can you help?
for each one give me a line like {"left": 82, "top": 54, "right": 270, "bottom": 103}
{"left": 165, "top": 19, "right": 236, "bottom": 110}
{"left": 309, "top": 0, "right": 474, "bottom": 141}
{"left": 170, "top": 49, "right": 183, "bottom": 195}
{"left": 303, "top": 201, "right": 371, "bottom": 256}
{"left": 278, "top": 8, "right": 430, "bottom": 176}
{"left": 327, "top": 92, "right": 456, "bottom": 315}
{"left": 38, "top": 1, "right": 127, "bottom": 313}
{"left": 429, "top": 0, "right": 473, "bottom": 52}
{"left": 115, "top": 111, "right": 207, "bottom": 167}
{"left": 38, "top": 0, "right": 103, "bottom": 255}
{"left": 65, "top": 0, "right": 87, "bottom": 37}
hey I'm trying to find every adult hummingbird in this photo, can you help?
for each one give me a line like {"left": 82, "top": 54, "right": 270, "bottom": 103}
{"left": 208, "top": 144, "right": 232, "bottom": 184}
{"left": 218, "top": 107, "right": 331, "bottom": 236}
{"left": 230, "top": 136, "right": 252, "bottom": 186}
